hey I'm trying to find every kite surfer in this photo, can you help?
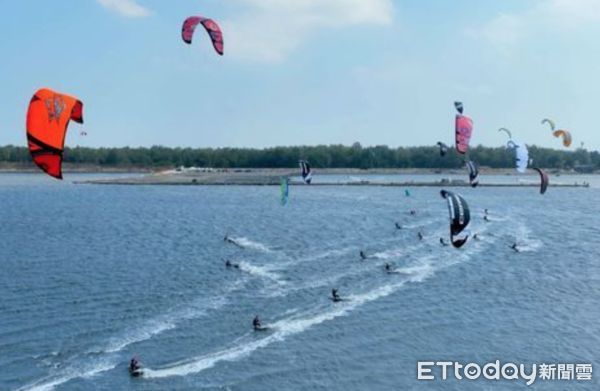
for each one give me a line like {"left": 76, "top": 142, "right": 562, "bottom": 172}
{"left": 129, "top": 357, "right": 142, "bottom": 377}
{"left": 360, "top": 250, "right": 367, "bottom": 260}
{"left": 225, "top": 260, "right": 239, "bottom": 269}
{"left": 253, "top": 315, "right": 265, "bottom": 331}
{"left": 224, "top": 234, "right": 242, "bottom": 248}
{"left": 510, "top": 243, "right": 520, "bottom": 253}
{"left": 439, "top": 237, "right": 448, "bottom": 246}
{"left": 395, "top": 222, "right": 402, "bottom": 230}
{"left": 331, "top": 288, "right": 342, "bottom": 302}
{"left": 418, "top": 231, "right": 424, "bottom": 241}
{"left": 384, "top": 263, "right": 396, "bottom": 274}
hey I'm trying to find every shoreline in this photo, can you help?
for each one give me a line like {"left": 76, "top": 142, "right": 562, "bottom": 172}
{"left": 77, "top": 181, "right": 589, "bottom": 188}
{"left": 1, "top": 167, "right": 596, "bottom": 176}
{"left": 72, "top": 168, "right": 593, "bottom": 188}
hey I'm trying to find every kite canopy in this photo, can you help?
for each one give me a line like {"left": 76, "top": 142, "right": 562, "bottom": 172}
{"left": 26, "top": 88, "right": 84, "bottom": 179}
{"left": 440, "top": 190, "right": 470, "bottom": 248}
{"left": 553, "top": 130, "right": 572, "bottom": 147}
{"left": 541, "top": 118, "right": 556, "bottom": 132}
{"left": 455, "top": 115, "right": 473, "bottom": 154}
{"left": 280, "top": 177, "right": 289, "bottom": 206}
{"left": 454, "top": 101, "right": 464, "bottom": 114}
{"left": 299, "top": 160, "right": 312, "bottom": 184}
{"left": 437, "top": 142, "right": 449, "bottom": 157}
{"left": 182, "top": 16, "right": 224, "bottom": 55}
{"left": 533, "top": 167, "right": 549, "bottom": 194}
{"left": 507, "top": 140, "right": 529, "bottom": 173}
{"left": 498, "top": 127, "right": 512, "bottom": 140}
{"left": 466, "top": 160, "right": 479, "bottom": 188}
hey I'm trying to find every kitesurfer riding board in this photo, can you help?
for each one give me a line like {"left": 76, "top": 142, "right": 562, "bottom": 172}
{"left": 253, "top": 315, "right": 269, "bottom": 331}
{"left": 129, "top": 358, "right": 143, "bottom": 377}
{"left": 330, "top": 288, "right": 344, "bottom": 302}
{"left": 225, "top": 259, "right": 240, "bottom": 269}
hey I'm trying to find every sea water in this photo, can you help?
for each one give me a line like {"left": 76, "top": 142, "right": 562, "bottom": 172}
{"left": 1, "top": 173, "right": 599, "bottom": 390}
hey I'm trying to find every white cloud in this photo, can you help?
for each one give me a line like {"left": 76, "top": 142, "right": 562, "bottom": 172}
{"left": 97, "top": 0, "right": 151, "bottom": 18}
{"left": 540, "top": 0, "right": 600, "bottom": 27}
{"left": 479, "top": 13, "right": 524, "bottom": 48}
{"left": 224, "top": 0, "right": 394, "bottom": 63}
{"left": 471, "top": 0, "right": 600, "bottom": 51}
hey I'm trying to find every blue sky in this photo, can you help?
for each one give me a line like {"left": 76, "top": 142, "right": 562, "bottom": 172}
{"left": 1, "top": 0, "right": 599, "bottom": 150}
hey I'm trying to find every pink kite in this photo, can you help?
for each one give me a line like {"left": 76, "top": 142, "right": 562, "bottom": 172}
{"left": 182, "top": 16, "right": 224, "bottom": 56}
{"left": 455, "top": 115, "right": 473, "bottom": 154}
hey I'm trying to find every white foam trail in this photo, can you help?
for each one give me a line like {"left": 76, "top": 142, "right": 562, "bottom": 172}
{"left": 98, "top": 295, "right": 229, "bottom": 355}
{"left": 393, "top": 263, "right": 435, "bottom": 282}
{"left": 400, "top": 216, "right": 438, "bottom": 230}
{"left": 16, "top": 360, "right": 116, "bottom": 391}
{"left": 265, "top": 240, "right": 430, "bottom": 298}
{"left": 515, "top": 223, "right": 542, "bottom": 252}
{"left": 371, "top": 248, "right": 405, "bottom": 260}
{"left": 104, "top": 320, "right": 176, "bottom": 354}
{"left": 231, "top": 237, "right": 272, "bottom": 253}
{"left": 143, "top": 281, "right": 408, "bottom": 379}
{"left": 238, "top": 262, "right": 285, "bottom": 285}
{"left": 20, "top": 300, "right": 220, "bottom": 391}
{"left": 273, "top": 244, "right": 362, "bottom": 270}
{"left": 21, "top": 287, "right": 240, "bottom": 390}
{"left": 310, "top": 248, "right": 351, "bottom": 261}
{"left": 142, "top": 232, "right": 493, "bottom": 380}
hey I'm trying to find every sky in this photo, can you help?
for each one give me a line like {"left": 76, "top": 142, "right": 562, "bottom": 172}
{"left": 1, "top": 0, "right": 600, "bottom": 150}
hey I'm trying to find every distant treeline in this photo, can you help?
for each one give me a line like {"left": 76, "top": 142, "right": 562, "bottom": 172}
{"left": 0, "top": 143, "right": 597, "bottom": 170}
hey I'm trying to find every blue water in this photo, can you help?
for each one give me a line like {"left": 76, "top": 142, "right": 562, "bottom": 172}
{"left": 1, "top": 173, "right": 599, "bottom": 390}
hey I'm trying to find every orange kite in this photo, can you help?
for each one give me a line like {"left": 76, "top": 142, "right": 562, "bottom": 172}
{"left": 26, "top": 88, "right": 84, "bottom": 179}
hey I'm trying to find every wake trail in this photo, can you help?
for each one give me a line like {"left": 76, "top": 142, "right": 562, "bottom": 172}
{"left": 238, "top": 261, "right": 285, "bottom": 285}
{"left": 16, "top": 359, "right": 116, "bottom": 391}
{"left": 514, "top": 222, "right": 543, "bottom": 252}
{"left": 143, "top": 238, "right": 492, "bottom": 380}
{"left": 16, "top": 280, "right": 244, "bottom": 391}
{"left": 228, "top": 236, "right": 272, "bottom": 253}
{"left": 143, "top": 281, "right": 412, "bottom": 379}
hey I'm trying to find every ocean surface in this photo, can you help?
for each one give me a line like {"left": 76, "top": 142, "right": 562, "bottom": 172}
{"left": 1, "top": 173, "right": 599, "bottom": 390}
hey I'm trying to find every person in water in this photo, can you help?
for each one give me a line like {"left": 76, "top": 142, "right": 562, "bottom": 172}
{"left": 224, "top": 235, "right": 243, "bottom": 248}
{"left": 225, "top": 260, "right": 239, "bottom": 269}
{"left": 510, "top": 243, "right": 520, "bottom": 252}
{"left": 410, "top": 210, "right": 417, "bottom": 216}
{"left": 360, "top": 250, "right": 367, "bottom": 260}
{"left": 129, "top": 357, "right": 140, "bottom": 372}
{"left": 483, "top": 215, "right": 490, "bottom": 222}
{"left": 439, "top": 237, "right": 448, "bottom": 246}
{"left": 331, "top": 288, "right": 341, "bottom": 301}
{"left": 473, "top": 233, "right": 479, "bottom": 240}
{"left": 253, "top": 315, "right": 262, "bottom": 330}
